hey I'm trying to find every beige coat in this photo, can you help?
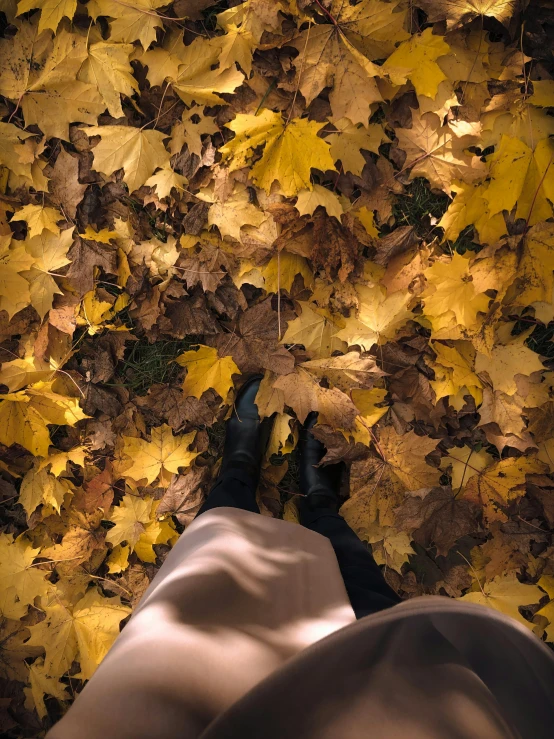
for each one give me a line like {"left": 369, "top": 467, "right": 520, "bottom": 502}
{"left": 48, "top": 508, "right": 554, "bottom": 738}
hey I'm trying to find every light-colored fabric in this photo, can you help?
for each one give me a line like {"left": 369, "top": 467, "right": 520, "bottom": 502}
{"left": 48, "top": 509, "right": 554, "bottom": 739}
{"left": 205, "top": 596, "right": 554, "bottom": 739}
{"left": 47, "top": 508, "right": 356, "bottom": 739}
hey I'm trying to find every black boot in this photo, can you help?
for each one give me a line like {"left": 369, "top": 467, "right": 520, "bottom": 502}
{"left": 298, "top": 412, "right": 344, "bottom": 511}
{"left": 217, "top": 374, "right": 273, "bottom": 486}
{"left": 198, "top": 376, "right": 274, "bottom": 515}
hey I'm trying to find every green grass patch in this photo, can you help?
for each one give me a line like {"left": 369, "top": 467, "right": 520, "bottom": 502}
{"left": 113, "top": 338, "right": 196, "bottom": 394}
{"left": 527, "top": 321, "right": 554, "bottom": 360}
{"left": 391, "top": 178, "right": 449, "bottom": 239}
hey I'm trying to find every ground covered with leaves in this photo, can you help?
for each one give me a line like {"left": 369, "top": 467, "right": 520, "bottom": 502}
{"left": 1, "top": 0, "right": 554, "bottom": 733}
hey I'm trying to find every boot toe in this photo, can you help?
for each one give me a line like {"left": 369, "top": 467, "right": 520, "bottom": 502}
{"left": 233, "top": 375, "right": 263, "bottom": 421}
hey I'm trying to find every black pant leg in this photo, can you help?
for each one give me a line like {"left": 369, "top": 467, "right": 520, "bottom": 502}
{"left": 196, "top": 471, "right": 260, "bottom": 516}
{"left": 300, "top": 506, "right": 401, "bottom": 619}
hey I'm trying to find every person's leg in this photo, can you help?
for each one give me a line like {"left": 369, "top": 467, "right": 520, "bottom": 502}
{"left": 299, "top": 503, "right": 401, "bottom": 618}
{"left": 196, "top": 375, "right": 272, "bottom": 517}
{"left": 197, "top": 470, "right": 259, "bottom": 514}
{"left": 297, "top": 413, "right": 401, "bottom": 619}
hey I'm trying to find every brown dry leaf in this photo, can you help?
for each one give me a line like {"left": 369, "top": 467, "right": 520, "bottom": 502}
{"left": 463, "top": 457, "right": 549, "bottom": 522}
{"left": 157, "top": 467, "right": 211, "bottom": 526}
{"left": 341, "top": 428, "right": 440, "bottom": 529}
{"left": 300, "top": 351, "right": 384, "bottom": 392}
{"left": 135, "top": 385, "right": 218, "bottom": 432}
{"left": 41, "top": 510, "right": 106, "bottom": 572}
{"left": 74, "top": 466, "right": 114, "bottom": 515}
{"left": 394, "top": 486, "right": 479, "bottom": 556}
{"left": 273, "top": 368, "right": 358, "bottom": 429}
{"left": 311, "top": 211, "right": 361, "bottom": 283}
{"left": 211, "top": 299, "right": 294, "bottom": 375}
{"left": 418, "top": 0, "right": 518, "bottom": 29}
{"left": 46, "top": 147, "right": 87, "bottom": 219}
{"left": 395, "top": 112, "right": 486, "bottom": 193}
{"left": 472, "top": 520, "right": 547, "bottom": 582}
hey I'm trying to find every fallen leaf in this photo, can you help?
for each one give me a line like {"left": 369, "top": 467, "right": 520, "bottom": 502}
{"left": 458, "top": 572, "right": 543, "bottom": 628}
{"left": 220, "top": 109, "right": 336, "bottom": 196}
{"left": 119, "top": 425, "right": 198, "bottom": 486}
{"left": 176, "top": 345, "right": 240, "bottom": 401}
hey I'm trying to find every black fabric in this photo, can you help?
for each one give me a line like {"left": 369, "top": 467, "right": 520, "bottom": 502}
{"left": 197, "top": 479, "right": 401, "bottom": 619}
{"left": 197, "top": 473, "right": 260, "bottom": 516}
{"left": 299, "top": 504, "right": 401, "bottom": 618}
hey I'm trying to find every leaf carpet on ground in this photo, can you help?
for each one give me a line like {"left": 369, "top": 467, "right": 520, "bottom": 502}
{"left": 1, "top": 0, "right": 554, "bottom": 731}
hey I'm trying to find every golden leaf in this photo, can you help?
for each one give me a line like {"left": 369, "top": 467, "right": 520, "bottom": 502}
{"left": 120, "top": 425, "right": 198, "bottom": 486}
{"left": 176, "top": 345, "right": 240, "bottom": 401}
{"left": 220, "top": 109, "right": 336, "bottom": 196}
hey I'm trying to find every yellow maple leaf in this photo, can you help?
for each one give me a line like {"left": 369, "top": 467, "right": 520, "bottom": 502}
{"left": 273, "top": 367, "right": 358, "bottom": 429}
{"left": 39, "top": 446, "right": 88, "bottom": 477}
{"left": 428, "top": 340, "right": 483, "bottom": 407}
{"left": 295, "top": 184, "right": 343, "bottom": 220}
{"left": 107, "top": 495, "right": 176, "bottom": 563}
{"left": 201, "top": 183, "right": 265, "bottom": 242}
{"left": 475, "top": 336, "right": 545, "bottom": 395}
{"left": 301, "top": 352, "right": 382, "bottom": 393}
{"left": 0, "top": 383, "right": 87, "bottom": 457}
{"left": 362, "top": 522, "right": 414, "bottom": 573}
{"left": 176, "top": 345, "right": 240, "bottom": 401}
{"left": 266, "top": 413, "right": 295, "bottom": 458}
{"left": 25, "top": 658, "right": 70, "bottom": 719}
{"left": 79, "top": 225, "right": 118, "bottom": 243}
{"left": 19, "top": 466, "right": 72, "bottom": 518}
{"left": 483, "top": 136, "right": 554, "bottom": 224}
{"left": 0, "top": 243, "right": 34, "bottom": 318}
{"left": 16, "top": 0, "right": 76, "bottom": 33}
{"left": 120, "top": 424, "right": 198, "bottom": 486}
{"left": 341, "top": 428, "right": 441, "bottom": 528}
{"left": 335, "top": 284, "right": 412, "bottom": 350}
{"left": 87, "top": 0, "right": 166, "bottom": 49}
{"left": 86, "top": 126, "right": 170, "bottom": 194}
{"left": 282, "top": 302, "right": 346, "bottom": 359}
{"left": 220, "top": 109, "right": 336, "bottom": 196}
{"left": 463, "top": 456, "right": 548, "bottom": 522}
{"left": 0, "top": 356, "right": 53, "bottom": 392}
{"left": 145, "top": 167, "right": 188, "bottom": 200}
{"left": 382, "top": 28, "right": 450, "bottom": 99}
{"left": 0, "top": 122, "right": 34, "bottom": 179}
{"left": 77, "top": 290, "right": 117, "bottom": 335}
{"left": 170, "top": 108, "right": 219, "bottom": 158}
{"left": 0, "top": 26, "right": 104, "bottom": 141}
{"left": 458, "top": 572, "right": 543, "bottom": 628}
{"left": 21, "top": 227, "right": 74, "bottom": 319}
{"left": 79, "top": 41, "right": 139, "bottom": 119}
{"left": 439, "top": 181, "right": 508, "bottom": 245}
{"left": 260, "top": 252, "right": 314, "bottom": 293}
{"left": 27, "top": 586, "right": 131, "bottom": 680}
{"left": 0, "top": 393, "right": 51, "bottom": 457}
{"left": 0, "top": 534, "right": 50, "bottom": 615}
{"left": 289, "top": 24, "right": 382, "bottom": 125}
{"left": 213, "top": 23, "right": 256, "bottom": 76}
{"left": 441, "top": 445, "right": 493, "bottom": 493}
{"left": 422, "top": 252, "right": 490, "bottom": 331}
{"left": 142, "top": 35, "right": 244, "bottom": 105}
{"left": 12, "top": 204, "right": 60, "bottom": 239}
{"left": 511, "top": 223, "right": 554, "bottom": 306}
{"left": 106, "top": 495, "right": 153, "bottom": 550}
{"left": 107, "top": 544, "right": 130, "bottom": 575}
{"left": 327, "top": 119, "right": 390, "bottom": 176}
{"left": 351, "top": 387, "right": 389, "bottom": 427}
